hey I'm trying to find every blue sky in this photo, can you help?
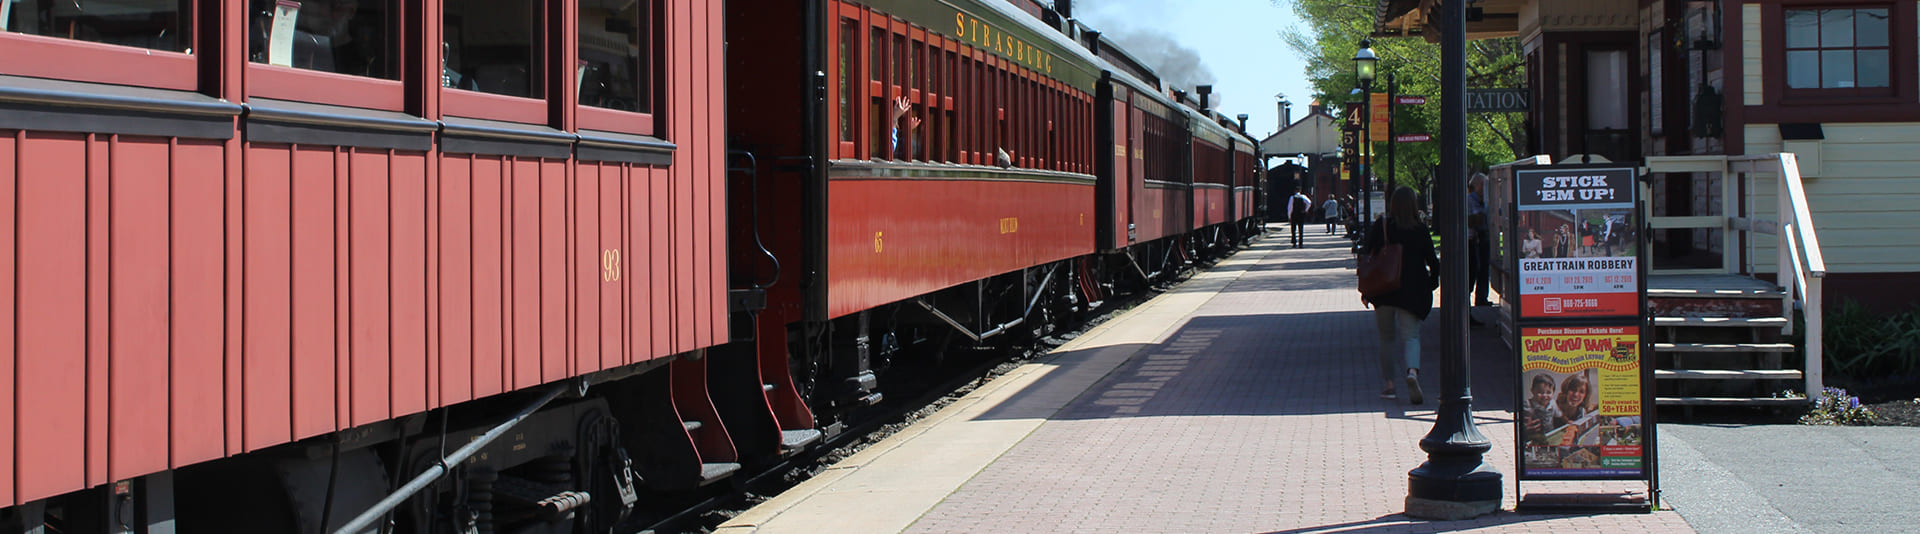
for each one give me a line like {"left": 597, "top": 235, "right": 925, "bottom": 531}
{"left": 1072, "top": 0, "right": 1316, "bottom": 139}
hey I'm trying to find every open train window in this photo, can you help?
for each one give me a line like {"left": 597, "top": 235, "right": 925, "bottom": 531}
{"left": 442, "top": 0, "right": 546, "bottom": 123}
{"left": 910, "top": 37, "right": 924, "bottom": 160}
{"left": 577, "top": 0, "right": 656, "bottom": 135}
{"left": 243, "top": 0, "right": 401, "bottom": 110}
{"left": 0, "top": 0, "right": 196, "bottom": 89}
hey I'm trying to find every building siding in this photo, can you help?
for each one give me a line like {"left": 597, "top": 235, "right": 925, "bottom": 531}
{"left": 1743, "top": 5, "right": 1763, "bottom": 106}
{"left": 1744, "top": 124, "right": 1920, "bottom": 274}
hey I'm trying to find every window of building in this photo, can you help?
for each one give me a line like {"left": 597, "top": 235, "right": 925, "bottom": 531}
{"left": 1785, "top": 7, "right": 1890, "bottom": 91}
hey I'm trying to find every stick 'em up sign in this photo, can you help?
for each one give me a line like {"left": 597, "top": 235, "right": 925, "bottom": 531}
{"left": 1513, "top": 167, "right": 1639, "bottom": 319}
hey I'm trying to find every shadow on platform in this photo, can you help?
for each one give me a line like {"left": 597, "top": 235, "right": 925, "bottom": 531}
{"left": 974, "top": 307, "right": 1522, "bottom": 423}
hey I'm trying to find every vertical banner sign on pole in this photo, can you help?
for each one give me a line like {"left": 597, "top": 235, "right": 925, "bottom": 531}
{"left": 1369, "top": 92, "right": 1391, "bottom": 142}
{"left": 1510, "top": 165, "right": 1656, "bottom": 508}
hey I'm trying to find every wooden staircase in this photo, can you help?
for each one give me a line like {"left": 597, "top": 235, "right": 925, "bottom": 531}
{"left": 1649, "top": 274, "right": 1807, "bottom": 407}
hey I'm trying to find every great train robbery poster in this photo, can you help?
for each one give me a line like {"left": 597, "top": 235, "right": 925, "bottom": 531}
{"left": 1513, "top": 166, "right": 1639, "bottom": 319}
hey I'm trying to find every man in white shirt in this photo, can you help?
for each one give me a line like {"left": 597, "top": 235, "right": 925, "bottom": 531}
{"left": 1285, "top": 190, "right": 1313, "bottom": 248}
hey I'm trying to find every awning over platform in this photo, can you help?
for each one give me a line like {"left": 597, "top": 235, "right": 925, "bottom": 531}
{"left": 1373, "top": 0, "right": 1524, "bottom": 41}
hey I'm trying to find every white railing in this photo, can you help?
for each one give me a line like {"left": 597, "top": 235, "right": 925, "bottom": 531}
{"left": 1645, "top": 154, "right": 1826, "bottom": 396}
{"left": 1730, "top": 153, "right": 1826, "bottom": 396}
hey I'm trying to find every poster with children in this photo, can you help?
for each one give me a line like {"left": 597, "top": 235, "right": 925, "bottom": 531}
{"left": 1519, "top": 325, "right": 1646, "bottom": 479}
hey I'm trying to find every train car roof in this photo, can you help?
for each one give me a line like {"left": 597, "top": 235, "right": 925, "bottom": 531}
{"left": 1183, "top": 105, "right": 1245, "bottom": 148}
{"left": 1091, "top": 54, "right": 1182, "bottom": 118}
{"left": 863, "top": 0, "right": 1107, "bottom": 93}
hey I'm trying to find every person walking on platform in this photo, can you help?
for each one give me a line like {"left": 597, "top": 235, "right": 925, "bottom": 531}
{"left": 1286, "top": 189, "right": 1312, "bottom": 248}
{"left": 1323, "top": 194, "right": 1341, "bottom": 234}
{"left": 1361, "top": 186, "right": 1439, "bottom": 404}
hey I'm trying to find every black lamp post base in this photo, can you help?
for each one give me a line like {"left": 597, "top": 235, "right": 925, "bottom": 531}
{"left": 1407, "top": 459, "right": 1502, "bottom": 519}
{"left": 1405, "top": 399, "right": 1503, "bottom": 519}
{"left": 1406, "top": 494, "right": 1501, "bottom": 520}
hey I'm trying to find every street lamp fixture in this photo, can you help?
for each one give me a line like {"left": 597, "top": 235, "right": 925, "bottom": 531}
{"left": 1354, "top": 40, "right": 1378, "bottom": 84}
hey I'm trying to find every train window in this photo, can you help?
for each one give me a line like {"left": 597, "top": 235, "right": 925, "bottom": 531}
{"left": 870, "top": 26, "right": 885, "bottom": 160}
{"left": 578, "top": 0, "right": 651, "bottom": 114}
{"left": 444, "top": 0, "right": 543, "bottom": 99}
{"left": 907, "top": 39, "right": 920, "bottom": 97}
{"left": 870, "top": 27, "right": 884, "bottom": 84}
{"left": 910, "top": 39, "right": 924, "bottom": 160}
{"left": 246, "top": 0, "right": 396, "bottom": 79}
{"left": 958, "top": 54, "right": 972, "bottom": 163}
{"left": 1, "top": 0, "right": 197, "bottom": 88}
{"left": 838, "top": 18, "right": 855, "bottom": 145}
{"left": 3, "top": 0, "right": 191, "bottom": 52}
{"left": 944, "top": 49, "right": 957, "bottom": 163}
{"left": 892, "top": 33, "right": 905, "bottom": 88}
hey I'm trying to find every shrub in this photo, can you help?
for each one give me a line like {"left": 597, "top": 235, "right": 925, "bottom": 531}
{"left": 1803, "top": 300, "right": 1920, "bottom": 384}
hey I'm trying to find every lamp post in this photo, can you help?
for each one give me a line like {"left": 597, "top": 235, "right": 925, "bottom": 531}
{"left": 1354, "top": 40, "right": 1377, "bottom": 229}
{"left": 1405, "top": 0, "right": 1502, "bottom": 519}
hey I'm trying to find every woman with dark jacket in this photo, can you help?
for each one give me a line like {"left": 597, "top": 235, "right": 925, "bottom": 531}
{"left": 1361, "top": 186, "right": 1441, "bottom": 404}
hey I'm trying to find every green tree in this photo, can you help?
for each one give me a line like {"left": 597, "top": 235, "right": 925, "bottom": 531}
{"left": 1278, "top": 0, "right": 1528, "bottom": 194}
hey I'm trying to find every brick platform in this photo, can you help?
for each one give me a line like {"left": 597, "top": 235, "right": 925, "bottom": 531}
{"left": 722, "top": 226, "right": 1695, "bottom": 533}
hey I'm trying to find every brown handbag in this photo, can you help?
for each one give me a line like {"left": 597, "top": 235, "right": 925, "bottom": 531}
{"left": 1357, "top": 218, "right": 1403, "bottom": 298}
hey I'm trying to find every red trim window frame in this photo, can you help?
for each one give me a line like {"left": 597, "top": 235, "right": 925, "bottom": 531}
{"left": 576, "top": 0, "right": 659, "bottom": 136}
{"left": 245, "top": 0, "right": 406, "bottom": 111}
{"left": 866, "top": 14, "right": 889, "bottom": 160}
{"left": 942, "top": 43, "right": 958, "bottom": 163}
{"left": 978, "top": 49, "right": 992, "bottom": 165}
{"left": 1766, "top": 0, "right": 1915, "bottom": 106}
{"left": 440, "top": 0, "right": 551, "bottom": 124}
{"left": 831, "top": 5, "right": 862, "bottom": 159}
{"left": 920, "top": 32, "right": 938, "bottom": 162}
{"left": 0, "top": 1, "right": 197, "bottom": 90}
{"left": 1021, "top": 71, "right": 1035, "bottom": 168}
{"left": 889, "top": 19, "right": 908, "bottom": 160}
{"left": 957, "top": 51, "right": 973, "bottom": 164}
{"left": 909, "top": 26, "right": 927, "bottom": 161}
{"left": 967, "top": 48, "right": 983, "bottom": 165}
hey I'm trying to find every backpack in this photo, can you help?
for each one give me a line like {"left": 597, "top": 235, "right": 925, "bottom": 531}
{"left": 1291, "top": 195, "right": 1310, "bottom": 218}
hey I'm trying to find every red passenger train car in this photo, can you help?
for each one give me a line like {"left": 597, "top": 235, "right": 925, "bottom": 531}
{"left": 1, "top": 0, "right": 738, "bottom": 530}
{"left": 0, "top": 0, "right": 1261, "bottom": 531}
